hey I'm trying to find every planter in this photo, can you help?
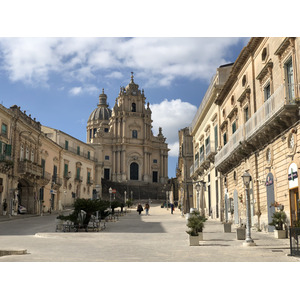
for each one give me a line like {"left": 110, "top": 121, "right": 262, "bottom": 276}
{"left": 236, "top": 227, "right": 246, "bottom": 240}
{"left": 274, "top": 229, "right": 286, "bottom": 239}
{"left": 223, "top": 222, "right": 232, "bottom": 233}
{"left": 188, "top": 232, "right": 203, "bottom": 246}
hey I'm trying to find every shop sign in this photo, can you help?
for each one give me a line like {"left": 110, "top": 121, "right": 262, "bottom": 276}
{"left": 288, "top": 163, "right": 298, "bottom": 189}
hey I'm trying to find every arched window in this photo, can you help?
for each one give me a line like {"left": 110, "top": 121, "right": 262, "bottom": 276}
{"left": 130, "top": 162, "right": 139, "bottom": 180}
{"left": 131, "top": 103, "right": 136, "bottom": 112}
{"left": 132, "top": 130, "right": 138, "bottom": 139}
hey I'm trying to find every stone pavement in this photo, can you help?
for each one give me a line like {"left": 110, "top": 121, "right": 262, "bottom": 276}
{"left": 0, "top": 204, "right": 299, "bottom": 262}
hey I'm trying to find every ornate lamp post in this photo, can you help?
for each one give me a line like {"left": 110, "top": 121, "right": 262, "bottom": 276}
{"left": 196, "top": 182, "right": 201, "bottom": 212}
{"left": 109, "top": 187, "right": 112, "bottom": 210}
{"left": 241, "top": 171, "right": 256, "bottom": 247}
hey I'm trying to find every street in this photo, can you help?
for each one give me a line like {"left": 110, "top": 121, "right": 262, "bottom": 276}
{"left": 0, "top": 204, "right": 299, "bottom": 262}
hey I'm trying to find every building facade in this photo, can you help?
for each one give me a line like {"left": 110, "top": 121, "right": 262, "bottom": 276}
{"left": 187, "top": 37, "right": 300, "bottom": 232}
{"left": 188, "top": 64, "right": 233, "bottom": 220}
{"left": 87, "top": 74, "right": 169, "bottom": 186}
{"left": 176, "top": 127, "right": 193, "bottom": 213}
{"left": 41, "top": 126, "right": 96, "bottom": 207}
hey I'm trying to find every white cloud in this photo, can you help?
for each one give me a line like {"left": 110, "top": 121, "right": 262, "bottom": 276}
{"left": 150, "top": 99, "right": 197, "bottom": 157}
{"left": 69, "top": 86, "right": 82, "bottom": 95}
{"left": 69, "top": 85, "right": 98, "bottom": 96}
{"left": 0, "top": 37, "right": 248, "bottom": 87}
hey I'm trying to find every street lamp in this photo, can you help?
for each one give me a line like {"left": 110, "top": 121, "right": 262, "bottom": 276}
{"left": 241, "top": 171, "right": 256, "bottom": 247}
{"left": 180, "top": 187, "right": 184, "bottom": 217}
{"left": 109, "top": 187, "right": 112, "bottom": 210}
{"left": 196, "top": 182, "right": 201, "bottom": 212}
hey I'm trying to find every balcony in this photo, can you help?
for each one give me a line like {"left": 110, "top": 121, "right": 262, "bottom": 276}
{"left": 18, "top": 160, "right": 43, "bottom": 178}
{"left": 215, "top": 125, "right": 245, "bottom": 172}
{"left": 63, "top": 171, "right": 71, "bottom": 179}
{"left": 75, "top": 175, "right": 83, "bottom": 182}
{"left": 87, "top": 178, "right": 94, "bottom": 185}
{"left": 0, "top": 154, "right": 13, "bottom": 173}
{"left": 52, "top": 175, "right": 63, "bottom": 189}
{"left": 215, "top": 83, "right": 299, "bottom": 174}
{"left": 245, "top": 83, "right": 299, "bottom": 146}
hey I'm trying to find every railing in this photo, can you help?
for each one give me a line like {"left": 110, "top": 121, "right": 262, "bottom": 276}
{"left": 52, "top": 175, "right": 62, "bottom": 185}
{"left": 75, "top": 175, "right": 83, "bottom": 182}
{"left": 290, "top": 227, "right": 300, "bottom": 257}
{"left": 59, "top": 142, "right": 97, "bottom": 161}
{"left": 18, "top": 160, "right": 43, "bottom": 177}
{"left": 0, "top": 154, "right": 12, "bottom": 161}
{"left": 215, "top": 125, "right": 244, "bottom": 167}
{"left": 205, "top": 140, "right": 216, "bottom": 157}
{"left": 245, "top": 83, "right": 299, "bottom": 140}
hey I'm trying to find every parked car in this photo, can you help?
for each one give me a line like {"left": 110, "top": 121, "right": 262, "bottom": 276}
{"left": 18, "top": 205, "right": 27, "bottom": 214}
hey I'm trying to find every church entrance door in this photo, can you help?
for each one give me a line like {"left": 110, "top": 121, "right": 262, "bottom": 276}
{"left": 130, "top": 163, "right": 139, "bottom": 180}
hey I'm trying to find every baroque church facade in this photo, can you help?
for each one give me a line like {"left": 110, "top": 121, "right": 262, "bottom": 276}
{"left": 87, "top": 74, "right": 169, "bottom": 191}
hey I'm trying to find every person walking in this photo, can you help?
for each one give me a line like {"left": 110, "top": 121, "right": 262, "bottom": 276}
{"left": 137, "top": 203, "right": 143, "bottom": 215}
{"left": 170, "top": 203, "right": 174, "bottom": 214}
{"left": 144, "top": 203, "right": 150, "bottom": 216}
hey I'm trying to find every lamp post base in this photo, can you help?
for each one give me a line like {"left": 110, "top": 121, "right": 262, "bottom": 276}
{"left": 242, "top": 240, "right": 256, "bottom": 247}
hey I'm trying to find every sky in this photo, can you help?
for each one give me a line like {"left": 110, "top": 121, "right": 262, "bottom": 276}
{"left": 0, "top": 37, "right": 249, "bottom": 177}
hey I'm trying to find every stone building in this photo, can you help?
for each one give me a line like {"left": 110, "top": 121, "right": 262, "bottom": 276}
{"left": 189, "top": 37, "right": 299, "bottom": 231}
{"left": 41, "top": 126, "right": 96, "bottom": 207}
{"left": 176, "top": 127, "right": 193, "bottom": 213}
{"left": 87, "top": 74, "right": 169, "bottom": 196}
{"left": 188, "top": 63, "right": 233, "bottom": 220}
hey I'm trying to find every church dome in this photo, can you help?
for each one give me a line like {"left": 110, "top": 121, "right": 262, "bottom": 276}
{"left": 88, "top": 89, "right": 112, "bottom": 122}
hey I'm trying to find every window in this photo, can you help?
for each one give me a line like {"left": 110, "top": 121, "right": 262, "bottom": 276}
{"left": 232, "top": 121, "right": 236, "bottom": 134}
{"left": 53, "top": 165, "right": 58, "bottom": 181}
{"left": 200, "top": 145, "right": 204, "bottom": 160}
{"left": 104, "top": 168, "right": 110, "bottom": 180}
{"left": 264, "top": 83, "right": 271, "bottom": 101}
{"left": 41, "top": 159, "right": 45, "bottom": 177}
{"left": 105, "top": 155, "right": 109, "bottom": 160}
{"left": 132, "top": 130, "right": 138, "bottom": 138}
{"left": 104, "top": 128, "right": 109, "bottom": 133}
{"left": 262, "top": 47, "right": 267, "bottom": 61}
{"left": 153, "top": 159, "right": 157, "bottom": 163}
{"left": 1, "top": 123, "right": 7, "bottom": 137}
{"left": 76, "top": 167, "right": 81, "bottom": 180}
{"left": 131, "top": 103, "right": 136, "bottom": 112}
{"left": 214, "top": 125, "right": 218, "bottom": 152}
{"left": 205, "top": 136, "right": 210, "bottom": 154}
{"left": 223, "top": 132, "right": 227, "bottom": 146}
{"left": 20, "top": 145, "right": 24, "bottom": 160}
{"left": 93, "top": 128, "right": 97, "bottom": 137}
{"left": 25, "top": 147, "right": 29, "bottom": 160}
{"left": 31, "top": 150, "right": 34, "bottom": 162}
{"left": 87, "top": 172, "right": 91, "bottom": 184}
{"left": 153, "top": 171, "right": 158, "bottom": 183}
{"left": 77, "top": 146, "right": 80, "bottom": 155}
{"left": 244, "top": 106, "right": 249, "bottom": 123}
{"left": 87, "top": 151, "right": 90, "bottom": 159}
{"left": 64, "top": 163, "right": 69, "bottom": 177}
{"left": 89, "top": 129, "right": 92, "bottom": 140}
{"left": 242, "top": 75, "right": 247, "bottom": 87}
{"left": 65, "top": 140, "right": 69, "bottom": 150}
{"left": 285, "top": 58, "right": 295, "bottom": 101}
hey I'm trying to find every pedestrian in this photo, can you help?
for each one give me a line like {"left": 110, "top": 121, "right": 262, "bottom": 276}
{"left": 170, "top": 203, "right": 174, "bottom": 214}
{"left": 137, "top": 203, "right": 143, "bottom": 215}
{"left": 144, "top": 203, "right": 150, "bottom": 216}
{"left": 2, "top": 199, "right": 7, "bottom": 216}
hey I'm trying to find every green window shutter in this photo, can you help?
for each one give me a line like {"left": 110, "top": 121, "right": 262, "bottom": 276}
{"left": 65, "top": 140, "right": 69, "bottom": 150}
{"left": 6, "top": 144, "right": 12, "bottom": 156}
{"left": 64, "top": 164, "right": 68, "bottom": 176}
{"left": 0, "top": 141, "right": 2, "bottom": 154}
{"left": 88, "top": 151, "right": 90, "bottom": 159}
{"left": 77, "top": 146, "right": 80, "bottom": 155}
{"left": 87, "top": 172, "right": 90, "bottom": 183}
{"left": 214, "top": 125, "right": 218, "bottom": 152}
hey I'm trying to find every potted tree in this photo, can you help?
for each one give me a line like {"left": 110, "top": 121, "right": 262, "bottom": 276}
{"left": 269, "top": 210, "right": 287, "bottom": 239}
{"left": 186, "top": 211, "right": 207, "bottom": 246}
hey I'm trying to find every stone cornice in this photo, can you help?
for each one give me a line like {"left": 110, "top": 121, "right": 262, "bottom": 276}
{"left": 237, "top": 87, "right": 251, "bottom": 103}
{"left": 274, "top": 37, "right": 295, "bottom": 57}
{"left": 256, "top": 60, "right": 273, "bottom": 82}
{"left": 215, "top": 37, "right": 263, "bottom": 106}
